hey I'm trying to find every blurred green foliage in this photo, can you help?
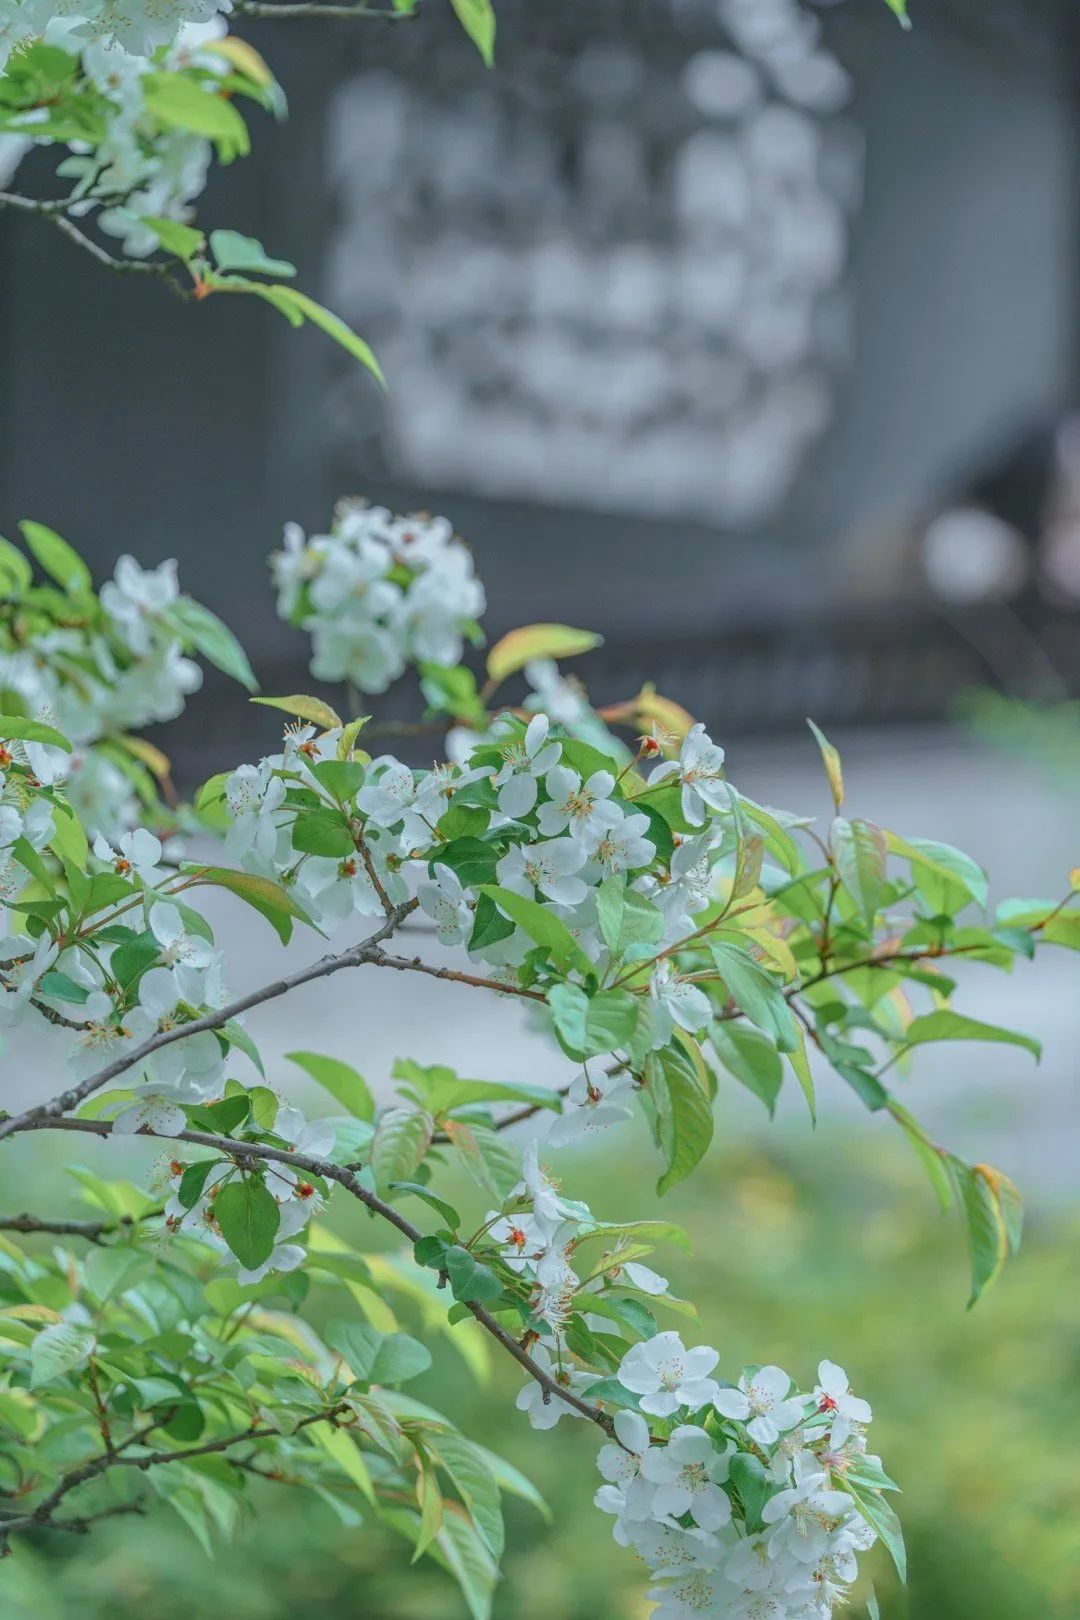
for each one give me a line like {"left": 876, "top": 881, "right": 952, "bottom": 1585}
{"left": 4, "top": 1128, "right": 1077, "bottom": 1620}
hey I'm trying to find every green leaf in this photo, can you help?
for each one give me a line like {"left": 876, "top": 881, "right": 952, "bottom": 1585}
{"left": 904, "top": 1010, "right": 1040, "bottom": 1061}
{"left": 168, "top": 597, "right": 258, "bottom": 692}
{"left": 950, "top": 1157, "right": 1022, "bottom": 1306}
{"left": 433, "top": 1507, "right": 498, "bottom": 1620}
{"left": 290, "top": 807, "right": 355, "bottom": 858}
{"left": 596, "top": 876, "right": 663, "bottom": 959}
{"left": 178, "top": 1158, "right": 220, "bottom": 1209}
{"left": 325, "top": 1319, "right": 432, "bottom": 1384}
{"left": 30, "top": 1321, "right": 94, "bottom": 1388}
{"left": 468, "top": 893, "right": 515, "bottom": 953}
{"left": 19, "top": 520, "right": 91, "bottom": 593}
{"left": 806, "top": 718, "right": 844, "bottom": 810}
{"left": 413, "top": 1237, "right": 502, "bottom": 1302}
{"left": 209, "top": 229, "right": 296, "bottom": 278}
{"left": 389, "top": 1182, "right": 461, "bottom": 1229}
{"left": 882, "top": 0, "right": 911, "bottom": 28}
{"left": 711, "top": 1021, "right": 783, "bottom": 1116}
{"left": 142, "top": 72, "right": 250, "bottom": 157}
{"left": 234, "top": 282, "right": 385, "bottom": 384}
{"left": 251, "top": 693, "right": 341, "bottom": 728}
{"left": 213, "top": 1177, "right": 280, "bottom": 1270}
{"left": 845, "top": 1480, "right": 907, "bottom": 1582}
{"left": 38, "top": 969, "right": 88, "bottom": 1005}
{"left": 449, "top": 0, "right": 497, "bottom": 66}
{"left": 287, "top": 1051, "right": 374, "bottom": 1121}
{"left": 0, "top": 535, "right": 32, "bottom": 590}
{"left": 0, "top": 710, "right": 72, "bottom": 752}
{"left": 547, "top": 983, "right": 639, "bottom": 1058}
{"left": 708, "top": 941, "right": 798, "bottom": 1052}
{"left": 427, "top": 1430, "right": 504, "bottom": 1562}
{"left": 435, "top": 837, "right": 500, "bottom": 888}
{"left": 140, "top": 215, "right": 205, "bottom": 260}
{"left": 188, "top": 865, "right": 315, "bottom": 944}
{"left": 309, "top": 1419, "right": 375, "bottom": 1503}
{"left": 485, "top": 622, "right": 600, "bottom": 685}
{"left": 371, "top": 1108, "right": 435, "bottom": 1193}
{"left": 729, "top": 1451, "right": 772, "bottom": 1533}
{"left": 478, "top": 885, "right": 593, "bottom": 978}
{"left": 648, "top": 1042, "right": 714, "bottom": 1196}
{"left": 884, "top": 830, "right": 988, "bottom": 913}
{"left": 831, "top": 816, "right": 887, "bottom": 923}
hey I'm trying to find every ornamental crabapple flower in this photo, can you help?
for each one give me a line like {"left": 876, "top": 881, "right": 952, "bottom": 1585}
{"left": 112, "top": 1084, "right": 197, "bottom": 1138}
{"left": 148, "top": 901, "right": 214, "bottom": 996}
{"left": 0, "top": 803, "right": 22, "bottom": 849}
{"left": 486, "top": 1210, "right": 550, "bottom": 1273}
{"left": 0, "top": 930, "right": 58, "bottom": 1027}
{"left": 585, "top": 807, "right": 656, "bottom": 873}
{"left": 617, "top": 1331, "right": 720, "bottom": 1418}
{"left": 514, "top": 1342, "right": 596, "bottom": 1430}
{"left": 761, "top": 1452, "right": 854, "bottom": 1566}
{"left": 496, "top": 837, "right": 588, "bottom": 906}
{"left": 100, "top": 556, "right": 180, "bottom": 657}
{"left": 224, "top": 762, "right": 287, "bottom": 863}
{"left": 492, "top": 714, "right": 560, "bottom": 818}
{"left": 594, "top": 1410, "right": 654, "bottom": 1522}
{"left": 648, "top": 722, "right": 729, "bottom": 828}
{"left": 647, "top": 1566, "right": 731, "bottom": 1620}
{"left": 417, "top": 866, "right": 473, "bottom": 946}
{"left": 524, "top": 659, "right": 593, "bottom": 729}
{"left": 649, "top": 960, "right": 712, "bottom": 1046}
{"left": 712, "top": 1366, "right": 805, "bottom": 1446}
{"left": 546, "top": 1067, "right": 636, "bottom": 1148}
{"left": 614, "top": 1261, "right": 670, "bottom": 1296}
{"left": 516, "top": 1141, "right": 588, "bottom": 1226}
{"left": 813, "top": 1360, "right": 872, "bottom": 1445}
{"left": 93, "top": 827, "right": 164, "bottom": 883}
{"left": 537, "top": 764, "right": 617, "bottom": 841}
{"left": 356, "top": 758, "right": 421, "bottom": 828}
{"left": 639, "top": 1425, "right": 733, "bottom": 1531}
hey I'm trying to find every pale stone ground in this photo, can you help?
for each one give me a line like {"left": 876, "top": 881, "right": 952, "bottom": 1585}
{"left": 6, "top": 726, "right": 1078, "bottom": 1207}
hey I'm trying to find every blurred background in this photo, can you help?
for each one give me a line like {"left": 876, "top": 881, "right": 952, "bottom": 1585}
{"left": 3, "top": 0, "right": 1080, "bottom": 1613}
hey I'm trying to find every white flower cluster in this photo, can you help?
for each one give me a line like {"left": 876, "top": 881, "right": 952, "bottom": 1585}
{"left": 162, "top": 1104, "right": 330, "bottom": 1284}
{"left": 0, "top": 552, "right": 201, "bottom": 837}
{"left": 271, "top": 502, "right": 485, "bottom": 695}
{"left": 496, "top": 1139, "right": 886, "bottom": 1618}
{"left": 0, "top": 0, "right": 226, "bottom": 77}
{"left": 0, "top": 18, "right": 228, "bottom": 255}
{"left": 221, "top": 708, "right": 747, "bottom": 1146}
{"left": 597, "top": 1353, "right": 879, "bottom": 1620}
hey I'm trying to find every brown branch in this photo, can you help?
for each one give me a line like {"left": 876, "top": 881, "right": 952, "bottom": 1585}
{"left": 0, "top": 192, "right": 190, "bottom": 300}
{"left": 0, "top": 900, "right": 416, "bottom": 1143}
{"left": 0, "top": 1211, "right": 138, "bottom": 1242}
{"left": 370, "top": 950, "right": 548, "bottom": 1003}
{"left": 234, "top": 0, "right": 407, "bottom": 14}
{"left": 14, "top": 1116, "right": 616, "bottom": 1438}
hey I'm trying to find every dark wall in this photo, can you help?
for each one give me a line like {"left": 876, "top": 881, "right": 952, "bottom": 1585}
{"left": 0, "top": 1, "right": 1077, "bottom": 679}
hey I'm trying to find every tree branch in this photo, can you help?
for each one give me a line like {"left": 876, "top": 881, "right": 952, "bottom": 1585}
{"left": 0, "top": 1211, "right": 148, "bottom": 1242}
{"left": 0, "top": 192, "right": 190, "bottom": 299}
{"left": 13, "top": 1115, "right": 617, "bottom": 1438}
{"left": 0, "top": 900, "right": 417, "bottom": 1142}
{"left": 234, "top": 0, "right": 409, "bottom": 16}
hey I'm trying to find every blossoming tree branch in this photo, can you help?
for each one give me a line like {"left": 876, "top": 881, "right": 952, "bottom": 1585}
{"left": 0, "top": 0, "right": 1037, "bottom": 1614}
{"left": 0, "top": 496, "right": 1066, "bottom": 1619}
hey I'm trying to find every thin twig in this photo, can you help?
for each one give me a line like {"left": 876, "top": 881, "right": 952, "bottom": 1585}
{"left": 0, "top": 1211, "right": 137, "bottom": 1242}
{"left": 235, "top": 0, "right": 407, "bottom": 14}
{"left": 13, "top": 1115, "right": 617, "bottom": 1438}
{"left": 0, "top": 900, "right": 416, "bottom": 1142}
{"left": 0, "top": 192, "right": 190, "bottom": 299}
